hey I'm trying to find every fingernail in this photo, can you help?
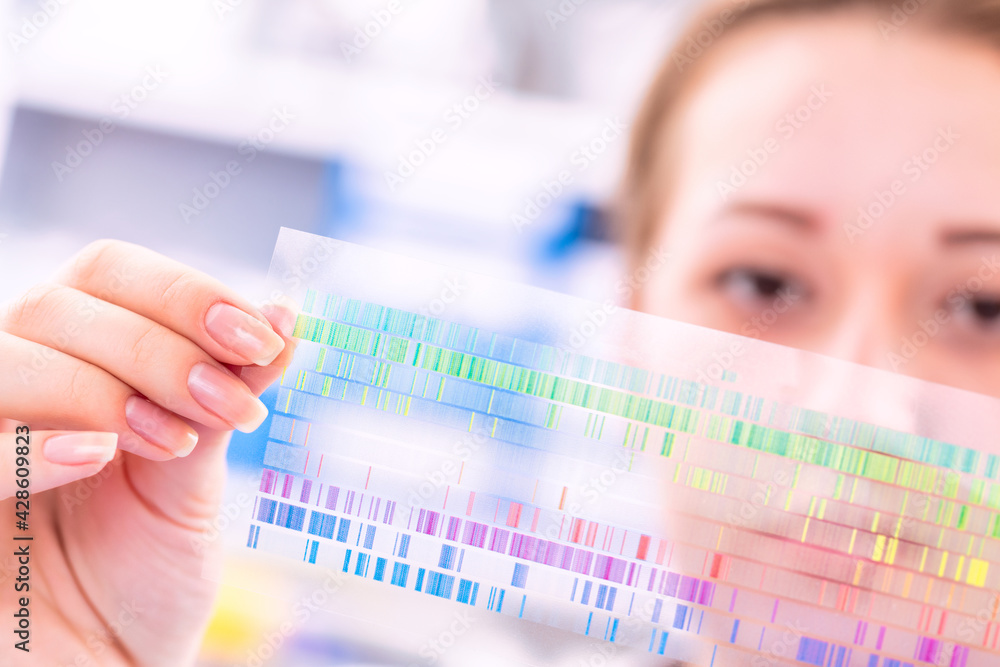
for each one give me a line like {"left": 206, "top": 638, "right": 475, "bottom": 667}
{"left": 125, "top": 396, "right": 199, "bottom": 457}
{"left": 44, "top": 432, "right": 118, "bottom": 466}
{"left": 188, "top": 362, "right": 268, "bottom": 433}
{"left": 206, "top": 302, "right": 285, "bottom": 366}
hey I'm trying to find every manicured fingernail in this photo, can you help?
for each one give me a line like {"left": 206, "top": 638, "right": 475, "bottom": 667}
{"left": 206, "top": 302, "right": 285, "bottom": 366}
{"left": 44, "top": 432, "right": 118, "bottom": 466}
{"left": 187, "top": 362, "right": 268, "bottom": 433}
{"left": 125, "top": 396, "right": 199, "bottom": 457}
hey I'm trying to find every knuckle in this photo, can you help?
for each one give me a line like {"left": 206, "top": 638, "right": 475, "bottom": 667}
{"left": 62, "top": 359, "right": 99, "bottom": 407}
{"left": 126, "top": 322, "right": 169, "bottom": 369}
{"left": 2, "top": 283, "right": 67, "bottom": 332}
{"left": 60, "top": 239, "right": 126, "bottom": 291}
{"left": 154, "top": 270, "right": 201, "bottom": 312}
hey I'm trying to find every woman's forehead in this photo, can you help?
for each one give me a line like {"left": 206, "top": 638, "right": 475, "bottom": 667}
{"left": 668, "top": 13, "right": 1000, "bottom": 226}
{"left": 671, "top": 15, "right": 1000, "bottom": 193}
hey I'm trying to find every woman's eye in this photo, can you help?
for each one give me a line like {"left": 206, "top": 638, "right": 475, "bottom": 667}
{"left": 715, "top": 268, "right": 804, "bottom": 305}
{"left": 971, "top": 298, "right": 1000, "bottom": 326}
{"left": 950, "top": 294, "right": 1000, "bottom": 333}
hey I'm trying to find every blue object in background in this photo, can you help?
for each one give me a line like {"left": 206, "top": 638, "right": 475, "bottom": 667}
{"left": 228, "top": 384, "right": 280, "bottom": 471}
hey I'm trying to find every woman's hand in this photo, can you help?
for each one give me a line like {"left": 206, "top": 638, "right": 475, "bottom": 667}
{"left": 0, "top": 240, "right": 296, "bottom": 666}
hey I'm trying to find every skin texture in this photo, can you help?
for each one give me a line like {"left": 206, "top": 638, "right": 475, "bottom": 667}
{"left": 0, "top": 240, "right": 297, "bottom": 666}
{"left": 634, "top": 11, "right": 1000, "bottom": 398}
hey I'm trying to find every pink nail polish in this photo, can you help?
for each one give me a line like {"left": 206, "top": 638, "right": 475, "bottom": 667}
{"left": 187, "top": 363, "right": 269, "bottom": 433}
{"left": 125, "top": 396, "right": 199, "bottom": 457}
{"left": 44, "top": 432, "right": 118, "bottom": 466}
{"left": 205, "top": 302, "right": 285, "bottom": 366}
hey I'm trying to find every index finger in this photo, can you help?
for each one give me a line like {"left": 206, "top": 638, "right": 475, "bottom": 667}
{"left": 54, "top": 240, "right": 286, "bottom": 368}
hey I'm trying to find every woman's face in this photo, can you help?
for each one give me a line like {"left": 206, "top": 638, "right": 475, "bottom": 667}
{"left": 636, "top": 12, "right": 1000, "bottom": 398}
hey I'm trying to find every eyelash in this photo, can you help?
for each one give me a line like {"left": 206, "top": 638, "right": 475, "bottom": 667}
{"left": 953, "top": 294, "right": 1000, "bottom": 329}
{"left": 714, "top": 267, "right": 806, "bottom": 303}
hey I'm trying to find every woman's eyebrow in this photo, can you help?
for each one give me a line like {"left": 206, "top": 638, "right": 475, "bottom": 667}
{"left": 941, "top": 227, "right": 1000, "bottom": 246}
{"left": 716, "top": 201, "right": 818, "bottom": 231}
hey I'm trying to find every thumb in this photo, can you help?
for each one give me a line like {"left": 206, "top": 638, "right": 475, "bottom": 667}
{"left": 2, "top": 430, "right": 118, "bottom": 500}
{"left": 238, "top": 296, "right": 299, "bottom": 396}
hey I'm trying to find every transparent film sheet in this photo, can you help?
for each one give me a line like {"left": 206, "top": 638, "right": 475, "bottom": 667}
{"left": 227, "top": 227, "right": 1000, "bottom": 666}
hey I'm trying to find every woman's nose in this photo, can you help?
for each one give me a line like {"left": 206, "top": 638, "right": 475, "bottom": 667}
{"left": 814, "top": 285, "right": 900, "bottom": 371}
{"left": 792, "top": 286, "right": 922, "bottom": 431}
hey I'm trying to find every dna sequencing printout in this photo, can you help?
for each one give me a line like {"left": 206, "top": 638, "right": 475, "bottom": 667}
{"left": 226, "top": 227, "right": 1000, "bottom": 667}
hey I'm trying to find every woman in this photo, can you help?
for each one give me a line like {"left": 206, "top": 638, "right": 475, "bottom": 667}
{"left": 3, "top": 0, "right": 999, "bottom": 663}
{"left": 623, "top": 0, "right": 1000, "bottom": 399}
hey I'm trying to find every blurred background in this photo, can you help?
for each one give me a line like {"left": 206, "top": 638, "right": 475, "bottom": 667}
{"left": 0, "top": 0, "right": 702, "bottom": 664}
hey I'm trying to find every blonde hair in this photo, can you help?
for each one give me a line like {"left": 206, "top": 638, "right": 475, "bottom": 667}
{"left": 620, "top": 0, "right": 1000, "bottom": 267}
